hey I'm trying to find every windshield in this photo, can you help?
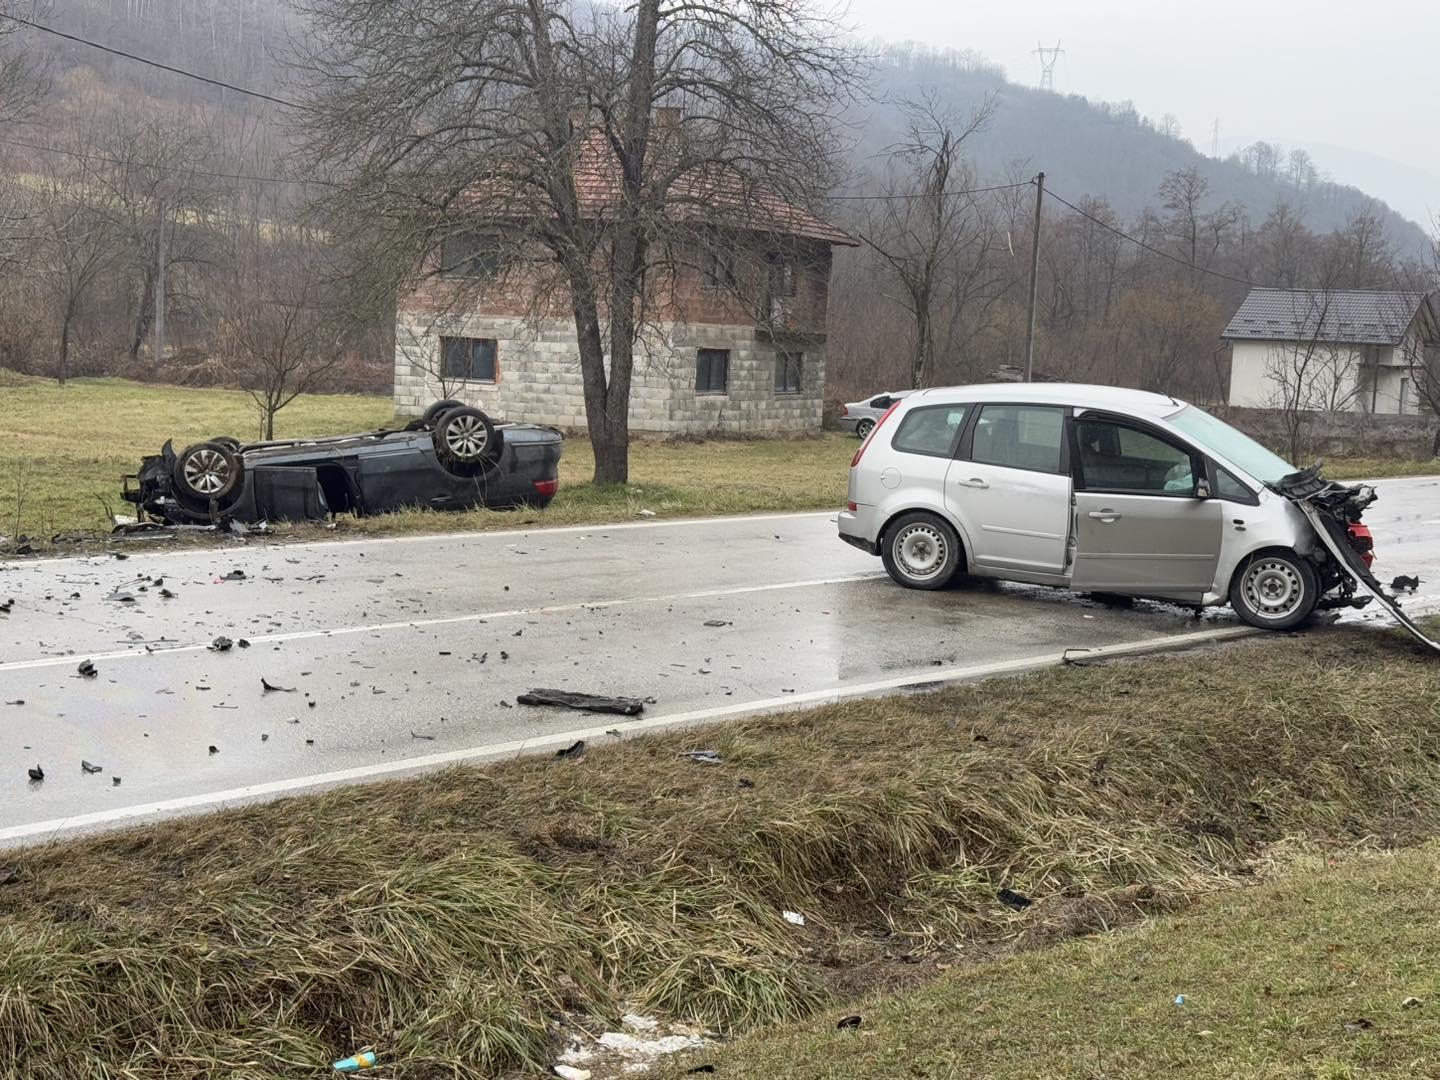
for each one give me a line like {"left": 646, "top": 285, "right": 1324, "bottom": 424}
{"left": 1167, "top": 405, "right": 1295, "bottom": 483}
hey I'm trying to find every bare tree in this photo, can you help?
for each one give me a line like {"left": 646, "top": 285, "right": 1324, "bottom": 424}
{"left": 861, "top": 95, "right": 996, "bottom": 388}
{"left": 293, "top": 0, "right": 861, "bottom": 484}
{"left": 1263, "top": 289, "right": 1365, "bottom": 463}
{"left": 222, "top": 239, "right": 343, "bottom": 439}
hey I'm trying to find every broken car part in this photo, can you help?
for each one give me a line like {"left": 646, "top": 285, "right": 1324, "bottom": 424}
{"left": 518, "top": 689, "right": 647, "bottom": 716}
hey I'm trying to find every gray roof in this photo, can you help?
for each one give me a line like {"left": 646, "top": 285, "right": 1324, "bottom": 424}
{"left": 1221, "top": 288, "right": 1431, "bottom": 346}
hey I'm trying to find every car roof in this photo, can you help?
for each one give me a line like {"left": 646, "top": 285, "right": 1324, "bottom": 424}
{"left": 912, "top": 382, "right": 1185, "bottom": 418}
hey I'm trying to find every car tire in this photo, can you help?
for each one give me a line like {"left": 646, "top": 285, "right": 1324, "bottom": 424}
{"left": 855, "top": 418, "right": 875, "bottom": 439}
{"left": 1229, "top": 550, "right": 1320, "bottom": 630}
{"left": 432, "top": 406, "right": 498, "bottom": 466}
{"left": 172, "top": 441, "right": 242, "bottom": 505}
{"left": 213, "top": 436, "right": 242, "bottom": 453}
{"left": 881, "top": 512, "right": 962, "bottom": 590}
{"left": 421, "top": 399, "right": 466, "bottom": 427}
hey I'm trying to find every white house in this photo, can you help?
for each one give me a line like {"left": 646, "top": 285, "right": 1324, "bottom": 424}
{"left": 1222, "top": 288, "right": 1437, "bottom": 414}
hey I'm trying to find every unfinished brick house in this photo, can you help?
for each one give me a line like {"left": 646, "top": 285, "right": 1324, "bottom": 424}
{"left": 393, "top": 119, "right": 857, "bottom": 435}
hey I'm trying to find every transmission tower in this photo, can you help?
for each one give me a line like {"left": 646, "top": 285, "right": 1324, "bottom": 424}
{"left": 1033, "top": 40, "right": 1063, "bottom": 91}
{"left": 1210, "top": 118, "right": 1221, "bottom": 158}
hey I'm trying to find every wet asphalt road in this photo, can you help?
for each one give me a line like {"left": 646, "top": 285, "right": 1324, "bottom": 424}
{"left": 1, "top": 476, "right": 1437, "bottom": 842}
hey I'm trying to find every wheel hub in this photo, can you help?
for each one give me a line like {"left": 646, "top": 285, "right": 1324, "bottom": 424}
{"left": 183, "top": 449, "right": 231, "bottom": 494}
{"left": 444, "top": 415, "right": 489, "bottom": 459}
{"left": 897, "top": 524, "right": 946, "bottom": 578}
{"left": 1243, "top": 559, "right": 1302, "bottom": 617}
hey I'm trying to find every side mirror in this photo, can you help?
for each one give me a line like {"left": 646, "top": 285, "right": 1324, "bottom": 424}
{"left": 1195, "top": 478, "right": 1212, "bottom": 500}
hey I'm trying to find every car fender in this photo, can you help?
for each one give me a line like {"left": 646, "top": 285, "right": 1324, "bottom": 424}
{"left": 1214, "top": 492, "right": 1321, "bottom": 595}
{"left": 874, "top": 492, "right": 974, "bottom": 566}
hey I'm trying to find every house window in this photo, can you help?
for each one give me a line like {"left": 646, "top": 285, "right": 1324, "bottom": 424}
{"left": 442, "top": 337, "right": 498, "bottom": 383}
{"left": 766, "top": 252, "right": 797, "bottom": 298}
{"left": 775, "top": 351, "right": 803, "bottom": 394}
{"left": 1400, "top": 377, "right": 1414, "bottom": 414}
{"left": 696, "top": 349, "right": 729, "bottom": 394}
{"left": 702, "top": 247, "right": 737, "bottom": 290}
{"left": 440, "top": 232, "right": 503, "bottom": 278}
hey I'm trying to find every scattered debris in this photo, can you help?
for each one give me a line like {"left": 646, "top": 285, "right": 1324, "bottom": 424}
{"left": 207, "top": 745, "right": 219, "bottom": 755}
{"left": 261, "top": 678, "right": 296, "bottom": 693}
{"left": 0, "top": 598, "right": 11, "bottom": 613}
{"left": 997, "top": 887, "right": 1033, "bottom": 911}
{"left": 1403, "top": 996, "right": 1424, "bottom": 1009}
{"left": 112, "top": 776, "right": 121, "bottom": 786}
{"left": 1061, "top": 648, "right": 1092, "bottom": 667}
{"left": 782, "top": 910, "right": 806, "bottom": 927}
{"left": 238, "top": 638, "right": 251, "bottom": 648}
{"left": 686, "top": 1067, "right": 716, "bottom": 1075}
{"left": 410, "top": 730, "right": 436, "bottom": 741}
{"left": 80, "top": 760, "right": 102, "bottom": 774}
{"left": 1173, "top": 995, "right": 1187, "bottom": 1007}
{"left": 552, "top": 1067, "right": 591, "bottom": 1080}
{"left": 554, "top": 740, "right": 586, "bottom": 760}
{"left": 682, "top": 750, "right": 724, "bottom": 766}
{"left": 738, "top": 777, "right": 755, "bottom": 789}
{"left": 703, "top": 619, "right": 731, "bottom": 628}
{"left": 1343, "top": 1019, "right": 1374, "bottom": 1035}
{"left": 27, "top": 765, "right": 44, "bottom": 783}
{"left": 1391, "top": 574, "right": 1421, "bottom": 593}
{"left": 836, "top": 1014, "right": 862, "bottom": 1030}
{"left": 77, "top": 659, "right": 97, "bottom": 678}
{"left": 606, "top": 728, "right": 623, "bottom": 738}
{"left": 332, "top": 1050, "right": 377, "bottom": 1073}
{"left": 637, "top": 509, "right": 657, "bottom": 517}
{"left": 219, "top": 570, "right": 247, "bottom": 582}
{"left": 160, "top": 588, "right": 177, "bottom": 599}
{"left": 518, "top": 689, "right": 646, "bottom": 716}
{"left": 210, "top": 636, "right": 234, "bottom": 652}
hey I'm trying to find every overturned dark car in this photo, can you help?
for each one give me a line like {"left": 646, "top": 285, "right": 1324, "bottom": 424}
{"left": 123, "top": 401, "right": 563, "bottom": 525}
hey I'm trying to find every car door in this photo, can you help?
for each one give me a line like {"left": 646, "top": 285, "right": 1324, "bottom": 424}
{"left": 1069, "top": 413, "right": 1223, "bottom": 599}
{"left": 885, "top": 400, "right": 972, "bottom": 518}
{"left": 947, "top": 403, "right": 1071, "bottom": 577}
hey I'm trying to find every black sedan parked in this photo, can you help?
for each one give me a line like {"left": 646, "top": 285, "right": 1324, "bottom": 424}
{"left": 123, "top": 401, "right": 563, "bottom": 525}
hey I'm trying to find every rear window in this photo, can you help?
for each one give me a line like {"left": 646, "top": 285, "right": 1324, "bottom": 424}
{"left": 969, "top": 404, "right": 1065, "bottom": 474}
{"left": 891, "top": 404, "right": 970, "bottom": 458}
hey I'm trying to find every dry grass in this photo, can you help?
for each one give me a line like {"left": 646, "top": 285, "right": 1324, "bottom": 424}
{"left": 2, "top": 625, "right": 1439, "bottom": 1077}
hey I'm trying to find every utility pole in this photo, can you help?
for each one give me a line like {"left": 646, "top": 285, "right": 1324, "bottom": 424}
{"left": 1210, "top": 118, "right": 1221, "bottom": 158}
{"left": 154, "top": 199, "right": 166, "bottom": 362}
{"left": 1024, "top": 172, "right": 1044, "bottom": 383}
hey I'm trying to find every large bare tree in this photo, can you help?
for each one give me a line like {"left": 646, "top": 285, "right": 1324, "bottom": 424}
{"left": 291, "top": 0, "right": 860, "bottom": 484}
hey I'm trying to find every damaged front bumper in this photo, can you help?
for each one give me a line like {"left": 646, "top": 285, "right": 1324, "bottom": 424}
{"left": 1273, "top": 465, "right": 1439, "bottom": 652}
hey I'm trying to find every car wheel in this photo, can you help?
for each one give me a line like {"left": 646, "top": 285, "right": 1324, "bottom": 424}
{"left": 855, "top": 418, "right": 875, "bottom": 439}
{"left": 172, "top": 441, "right": 242, "bottom": 505}
{"left": 213, "top": 436, "right": 242, "bottom": 453}
{"left": 1229, "top": 550, "right": 1320, "bottom": 630}
{"left": 433, "top": 406, "right": 497, "bottom": 465}
{"left": 881, "top": 512, "right": 961, "bottom": 590}
{"left": 421, "top": 399, "right": 466, "bottom": 427}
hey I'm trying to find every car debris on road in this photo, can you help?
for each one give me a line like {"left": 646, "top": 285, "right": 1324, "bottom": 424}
{"left": 518, "top": 689, "right": 647, "bottom": 716}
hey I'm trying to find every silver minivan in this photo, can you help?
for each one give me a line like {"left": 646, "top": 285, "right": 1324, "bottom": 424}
{"left": 837, "top": 383, "right": 1378, "bottom": 630}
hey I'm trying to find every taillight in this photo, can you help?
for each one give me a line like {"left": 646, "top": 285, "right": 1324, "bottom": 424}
{"left": 533, "top": 478, "right": 559, "bottom": 497}
{"left": 841, "top": 405, "right": 849, "bottom": 416}
{"left": 847, "top": 501, "right": 858, "bottom": 512}
{"left": 1347, "top": 522, "right": 1374, "bottom": 568}
{"left": 851, "top": 401, "right": 902, "bottom": 467}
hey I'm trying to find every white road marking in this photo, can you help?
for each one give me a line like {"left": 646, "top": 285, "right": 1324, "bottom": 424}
{"left": 7, "top": 509, "right": 840, "bottom": 568}
{"left": 0, "top": 624, "right": 1259, "bottom": 846}
{"left": 0, "top": 571, "right": 886, "bottom": 672}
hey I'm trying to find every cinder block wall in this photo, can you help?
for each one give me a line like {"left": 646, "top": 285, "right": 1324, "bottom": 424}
{"left": 1215, "top": 406, "right": 1439, "bottom": 458}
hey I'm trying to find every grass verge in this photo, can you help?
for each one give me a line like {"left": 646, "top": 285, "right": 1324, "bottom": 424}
{"left": 680, "top": 842, "right": 1440, "bottom": 1079}
{"left": 1, "top": 625, "right": 1438, "bottom": 1077}
{"left": 0, "top": 374, "right": 851, "bottom": 547}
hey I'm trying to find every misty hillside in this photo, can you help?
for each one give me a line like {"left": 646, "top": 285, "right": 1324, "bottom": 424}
{"left": 17, "top": 6, "right": 1430, "bottom": 258}
{"left": 856, "top": 46, "right": 1429, "bottom": 257}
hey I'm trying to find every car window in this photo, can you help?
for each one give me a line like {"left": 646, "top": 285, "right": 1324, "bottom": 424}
{"left": 1167, "top": 405, "right": 1294, "bottom": 482}
{"left": 1215, "top": 466, "right": 1256, "bottom": 502}
{"left": 1075, "top": 418, "right": 1197, "bottom": 495}
{"left": 869, "top": 396, "right": 891, "bottom": 408}
{"left": 891, "top": 404, "right": 970, "bottom": 458}
{"left": 970, "top": 405, "right": 1065, "bottom": 473}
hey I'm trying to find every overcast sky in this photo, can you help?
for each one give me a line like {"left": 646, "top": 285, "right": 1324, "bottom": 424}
{"left": 843, "top": 0, "right": 1439, "bottom": 189}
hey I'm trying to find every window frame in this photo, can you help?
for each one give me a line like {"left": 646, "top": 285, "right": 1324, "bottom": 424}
{"left": 439, "top": 232, "right": 503, "bottom": 280}
{"left": 701, "top": 246, "right": 738, "bottom": 291}
{"left": 766, "top": 252, "right": 798, "bottom": 299}
{"left": 889, "top": 403, "right": 972, "bottom": 460}
{"left": 1068, "top": 411, "right": 1206, "bottom": 499}
{"left": 1213, "top": 464, "right": 1260, "bottom": 506}
{"left": 439, "top": 336, "right": 499, "bottom": 384}
{"left": 696, "top": 348, "right": 730, "bottom": 395}
{"left": 774, "top": 350, "right": 803, "bottom": 395}
{"left": 958, "top": 402, "right": 1071, "bottom": 476}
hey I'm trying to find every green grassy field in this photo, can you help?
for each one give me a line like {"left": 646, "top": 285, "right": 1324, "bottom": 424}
{"left": 0, "top": 373, "right": 1433, "bottom": 545}
{"left": 0, "top": 375, "right": 854, "bottom": 543}
{"left": 4, "top": 624, "right": 1440, "bottom": 1078}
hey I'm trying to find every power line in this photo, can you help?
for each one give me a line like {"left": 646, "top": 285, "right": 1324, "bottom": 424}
{"left": 1043, "top": 184, "right": 1262, "bottom": 288}
{"left": 830, "top": 180, "right": 1033, "bottom": 202}
{"left": 0, "top": 12, "right": 303, "bottom": 109}
{"left": 0, "top": 133, "right": 336, "bottom": 188}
